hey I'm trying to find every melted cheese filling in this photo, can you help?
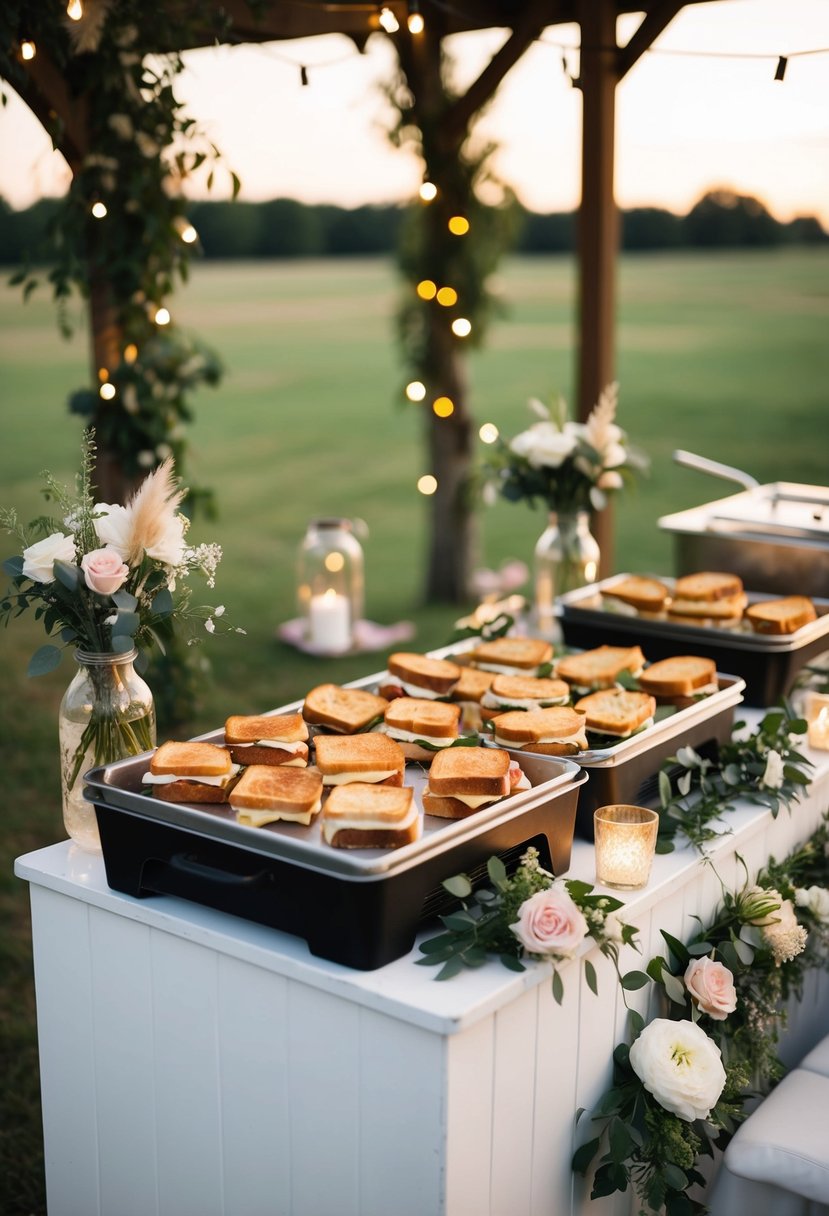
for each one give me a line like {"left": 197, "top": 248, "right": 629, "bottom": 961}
{"left": 379, "top": 724, "right": 456, "bottom": 747}
{"left": 585, "top": 716, "right": 654, "bottom": 738}
{"left": 322, "top": 802, "right": 419, "bottom": 843}
{"left": 235, "top": 797, "right": 321, "bottom": 828}
{"left": 229, "top": 738, "right": 307, "bottom": 753}
{"left": 481, "top": 690, "right": 568, "bottom": 710}
{"left": 382, "top": 672, "right": 452, "bottom": 700}
{"left": 321, "top": 768, "right": 400, "bottom": 786}
{"left": 425, "top": 772, "right": 532, "bottom": 809}
{"left": 492, "top": 729, "right": 588, "bottom": 749}
{"left": 474, "top": 661, "right": 542, "bottom": 676}
{"left": 143, "top": 764, "right": 241, "bottom": 788}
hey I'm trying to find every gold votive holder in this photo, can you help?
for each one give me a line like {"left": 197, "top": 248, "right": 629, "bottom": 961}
{"left": 806, "top": 691, "right": 829, "bottom": 751}
{"left": 594, "top": 804, "right": 659, "bottom": 890}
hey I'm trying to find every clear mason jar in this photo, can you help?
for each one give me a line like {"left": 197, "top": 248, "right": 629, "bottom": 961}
{"left": 296, "top": 518, "right": 365, "bottom": 654}
{"left": 58, "top": 648, "right": 156, "bottom": 852}
{"left": 533, "top": 510, "right": 601, "bottom": 639}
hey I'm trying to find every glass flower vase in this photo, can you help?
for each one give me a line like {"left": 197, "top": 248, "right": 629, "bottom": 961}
{"left": 58, "top": 649, "right": 156, "bottom": 852}
{"left": 533, "top": 511, "right": 600, "bottom": 639}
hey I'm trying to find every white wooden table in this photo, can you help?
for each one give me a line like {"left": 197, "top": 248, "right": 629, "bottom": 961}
{"left": 16, "top": 725, "right": 829, "bottom": 1216}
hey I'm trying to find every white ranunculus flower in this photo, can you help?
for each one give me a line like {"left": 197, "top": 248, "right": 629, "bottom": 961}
{"left": 93, "top": 503, "right": 132, "bottom": 561}
{"left": 21, "top": 532, "right": 76, "bottom": 583}
{"left": 761, "top": 749, "right": 785, "bottom": 790}
{"left": 509, "top": 422, "right": 577, "bottom": 469}
{"left": 629, "top": 1018, "right": 726, "bottom": 1122}
{"left": 795, "top": 885, "right": 829, "bottom": 924}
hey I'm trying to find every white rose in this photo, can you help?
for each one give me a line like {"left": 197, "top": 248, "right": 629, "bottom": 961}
{"left": 761, "top": 749, "right": 785, "bottom": 790}
{"left": 629, "top": 1018, "right": 726, "bottom": 1122}
{"left": 510, "top": 422, "right": 577, "bottom": 469}
{"left": 795, "top": 886, "right": 829, "bottom": 925}
{"left": 21, "top": 532, "right": 76, "bottom": 583}
{"left": 93, "top": 503, "right": 132, "bottom": 561}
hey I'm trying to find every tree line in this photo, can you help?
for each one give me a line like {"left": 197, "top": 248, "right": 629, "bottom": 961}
{"left": 1, "top": 188, "right": 824, "bottom": 265}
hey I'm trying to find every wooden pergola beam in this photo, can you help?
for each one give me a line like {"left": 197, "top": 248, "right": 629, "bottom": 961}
{"left": 616, "top": 0, "right": 685, "bottom": 78}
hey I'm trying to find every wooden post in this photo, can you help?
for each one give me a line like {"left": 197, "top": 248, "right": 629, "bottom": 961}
{"left": 577, "top": 0, "right": 619, "bottom": 574}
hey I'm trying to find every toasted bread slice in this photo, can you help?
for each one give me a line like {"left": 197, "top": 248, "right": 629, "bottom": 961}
{"left": 673, "top": 571, "right": 744, "bottom": 602}
{"left": 489, "top": 706, "right": 587, "bottom": 754}
{"left": 383, "top": 697, "right": 461, "bottom": 761}
{"left": 467, "top": 636, "right": 553, "bottom": 674}
{"left": 314, "top": 732, "right": 405, "bottom": 785}
{"left": 556, "top": 645, "right": 646, "bottom": 691}
{"left": 322, "top": 783, "right": 419, "bottom": 848}
{"left": 637, "top": 655, "right": 718, "bottom": 699}
{"left": 667, "top": 593, "right": 747, "bottom": 621}
{"left": 150, "top": 740, "right": 233, "bottom": 777}
{"left": 230, "top": 765, "right": 323, "bottom": 826}
{"left": 422, "top": 751, "right": 530, "bottom": 818}
{"left": 145, "top": 741, "right": 238, "bottom": 803}
{"left": 745, "top": 596, "right": 817, "bottom": 636}
{"left": 480, "top": 674, "right": 570, "bottom": 721}
{"left": 302, "top": 684, "right": 388, "bottom": 733}
{"left": 601, "top": 575, "right": 670, "bottom": 614}
{"left": 224, "top": 712, "right": 309, "bottom": 766}
{"left": 450, "top": 667, "right": 495, "bottom": 702}
{"left": 574, "top": 688, "right": 656, "bottom": 736}
{"left": 386, "top": 652, "right": 461, "bottom": 696}
{"left": 427, "top": 745, "right": 511, "bottom": 797}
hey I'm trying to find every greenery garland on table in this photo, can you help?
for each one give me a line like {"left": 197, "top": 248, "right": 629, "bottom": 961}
{"left": 574, "top": 818, "right": 829, "bottom": 1216}
{"left": 655, "top": 704, "right": 812, "bottom": 852}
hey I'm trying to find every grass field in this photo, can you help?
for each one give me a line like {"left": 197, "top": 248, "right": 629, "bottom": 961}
{"left": 1, "top": 248, "right": 827, "bottom": 1212}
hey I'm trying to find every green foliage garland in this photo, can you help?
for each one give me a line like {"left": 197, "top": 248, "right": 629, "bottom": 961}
{"left": 0, "top": 0, "right": 237, "bottom": 507}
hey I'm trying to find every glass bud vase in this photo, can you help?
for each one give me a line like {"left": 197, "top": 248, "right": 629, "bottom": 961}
{"left": 533, "top": 511, "right": 601, "bottom": 639}
{"left": 58, "top": 648, "right": 156, "bottom": 852}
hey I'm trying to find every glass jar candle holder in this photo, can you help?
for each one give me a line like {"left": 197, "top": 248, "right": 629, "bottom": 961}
{"left": 296, "top": 518, "right": 365, "bottom": 655}
{"left": 805, "top": 691, "right": 829, "bottom": 750}
{"left": 594, "top": 804, "right": 659, "bottom": 890}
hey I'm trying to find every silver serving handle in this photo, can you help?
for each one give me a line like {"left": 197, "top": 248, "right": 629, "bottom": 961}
{"left": 672, "top": 449, "right": 759, "bottom": 491}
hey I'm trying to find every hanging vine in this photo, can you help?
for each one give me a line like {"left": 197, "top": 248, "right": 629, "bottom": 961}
{"left": 0, "top": 0, "right": 238, "bottom": 512}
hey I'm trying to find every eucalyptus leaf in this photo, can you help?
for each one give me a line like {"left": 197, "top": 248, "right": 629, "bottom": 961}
{"left": 53, "top": 559, "right": 79, "bottom": 591}
{"left": 732, "top": 938, "right": 755, "bottom": 966}
{"left": 620, "top": 969, "right": 650, "bottom": 991}
{"left": 687, "top": 940, "right": 714, "bottom": 956}
{"left": 27, "top": 643, "right": 63, "bottom": 677}
{"left": 112, "top": 589, "right": 138, "bottom": 611}
{"left": 571, "top": 1136, "right": 601, "bottom": 1175}
{"left": 584, "top": 958, "right": 598, "bottom": 996}
{"left": 114, "top": 610, "right": 140, "bottom": 637}
{"left": 442, "top": 873, "right": 472, "bottom": 899}
{"left": 658, "top": 769, "right": 672, "bottom": 807}
{"left": 663, "top": 971, "right": 687, "bottom": 1005}
{"left": 151, "top": 587, "right": 174, "bottom": 617}
{"left": 486, "top": 855, "right": 507, "bottom": 887}
{"left": 552, "top": 968, "right": 564, "bottom": 1005}
{"left": 440, "top": 910, "right": 477, "bottom": 932}
{"left": 435, "top": 955, "right": 465, "bottom": 981}
{"left": 660, "top": 930, "right": 690, "bottom": 966}
{"left": 111, "top": 634, "right": 135, "bottom": 654}
{"left": 499, "top": 953, "right": 526, "bottom": 973}
{"left": 2, "top": 555, "right": 24, "bottom": 578}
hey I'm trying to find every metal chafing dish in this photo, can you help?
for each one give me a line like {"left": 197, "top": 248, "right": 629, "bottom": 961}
{"left": 559, "top": 576, "right": 829, "bottom": 706}
{"left": 659, "top": 453, "right": 829, "bottom": 597}
{"left": 83, "top": 657, "right": 586, "bottom": 971}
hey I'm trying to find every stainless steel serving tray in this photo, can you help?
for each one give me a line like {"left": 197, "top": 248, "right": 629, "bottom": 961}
{"left": 560, "top": 576, "right": 829, "bottom": 653}
{"left": 558, "top": 575, "right": 829, "bottom": 706}
{"left": 85, "top": 747, "right": 583, "bottom": 880}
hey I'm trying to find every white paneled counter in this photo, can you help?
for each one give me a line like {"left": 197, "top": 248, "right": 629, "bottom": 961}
{"left": 16, "top": 727, "right": 829, "bottom": 1216}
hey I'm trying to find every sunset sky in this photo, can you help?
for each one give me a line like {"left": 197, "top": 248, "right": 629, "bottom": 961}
{"left": 1, "top": 0, "right": 827, "bottom": 225}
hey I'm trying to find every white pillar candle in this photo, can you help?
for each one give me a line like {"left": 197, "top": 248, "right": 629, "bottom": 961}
{"left": 594, "top": 804, "right": 659, "bottom": 889}
{"left": 806, "top": 692, "right": 829, "bottom": 750}
{"left": 309, "top": 589, "right": 351, "bottom": 654}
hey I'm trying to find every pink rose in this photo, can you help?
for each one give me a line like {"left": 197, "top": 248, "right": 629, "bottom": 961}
{"left": 684, "top": 957, "right": 737, "bottom": 1021}
{"left": 510, "top": 887, "right": 588, "bottom": 959}
{"left": 81, "top": 546, "right": 130, "bottom": 596}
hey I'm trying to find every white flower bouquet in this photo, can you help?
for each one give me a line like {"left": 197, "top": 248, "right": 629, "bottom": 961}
{"left": 485, "top": 383, "right": 648, "bottom": 513}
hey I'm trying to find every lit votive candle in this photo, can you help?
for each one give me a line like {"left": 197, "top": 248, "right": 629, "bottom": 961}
{"left": 594, "top": 804, "right": 659, "bottom": 890}
{"left": 308, "top": 588, "right": 351, "bottom": 654}
{"left": 806, "top": 692, "right": 829, "bottom": 751}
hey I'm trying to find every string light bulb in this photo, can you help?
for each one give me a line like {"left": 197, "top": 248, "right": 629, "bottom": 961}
{"left": 20, "top": 39, "right": 36, "bottom": 61}
{"left": 436, "top": 286, "right": 458, "bottom": 307}
{"left": 479, "top": 423, "right": 499, "bottom": 444}
{"left": 419, "top": 181, "right": 437, "bottom": 202}
{"left": 433, "top": 397, "right": 454, "bottom": 418}
{"left": 154, "top": 306, "right": 171, "bottom": 326}
{"left": 417, "top": 474, "right": 438, "bottom": 496}
{"left": 123, "top": 343, "right": 138, "bottom": 363}
{"left": 99, "top": 383, "right": 116, "bottom": 401}
{"left": 448, "top": 216, "right": 470, "bottom": 236}
{"left": 66, "top": 0, "right": 83, "bottom": 20}
{"left": 91, "top": 201, "right": 107, "bottom": 219}
{"left": 407, "top": 2, "right": 424, "bottom": 34}
{"left": 451, "top": 318, "right": 472, "bottom": 338}
{"left": 416, "top": 279, "right": 437, "bottom": 300}
{"left": 378, "top": 7, "right": 399, "bottom": 33}
{"left": 406, "top": 381, "right": 426, "bottom": 402}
